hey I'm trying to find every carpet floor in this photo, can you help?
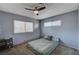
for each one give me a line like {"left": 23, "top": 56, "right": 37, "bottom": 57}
{"left": 0, "top": 43, "right": 79, "bottom": 55}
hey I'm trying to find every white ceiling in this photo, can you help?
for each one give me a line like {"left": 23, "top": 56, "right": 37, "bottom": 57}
{"left": 0, "top": 3, "right": 79, "bottom": 20}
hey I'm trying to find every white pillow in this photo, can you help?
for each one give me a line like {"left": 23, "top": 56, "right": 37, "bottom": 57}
{"left": 52, "top": 37, "right": 59, "bottom": 41}
{"left": 44, "top": 36, "right": 49, "bottom": 39}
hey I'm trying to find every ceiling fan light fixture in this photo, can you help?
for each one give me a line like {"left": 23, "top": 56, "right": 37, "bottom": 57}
{"left": 34, "top": 10, "right": 39, "bottom": 15}
{"left": 25, "top": 3, "right": 46, "bottom": 15}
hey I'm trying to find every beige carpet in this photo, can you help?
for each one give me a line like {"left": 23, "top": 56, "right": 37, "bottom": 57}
{"left": 0, "top": 43, "right": 79, "bottom": 55}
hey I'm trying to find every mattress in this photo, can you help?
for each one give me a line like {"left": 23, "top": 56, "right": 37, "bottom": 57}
{"left": 27, "top": 38, "right": 59, "bottom": 55}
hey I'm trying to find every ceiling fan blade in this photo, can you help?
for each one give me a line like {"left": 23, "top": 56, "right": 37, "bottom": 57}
{"left": 25, "top": 8, "right": 34, "bottom": 11}
{"left": 37, "top": 7, "right": 46, "bottom": 11}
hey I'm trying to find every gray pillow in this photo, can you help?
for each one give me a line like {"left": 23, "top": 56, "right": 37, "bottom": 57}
{"left": 48, "top": 36, "right": 52, "bottom": 41}
{"left": 44, "top": 36, "right": 53, "bottom": 41}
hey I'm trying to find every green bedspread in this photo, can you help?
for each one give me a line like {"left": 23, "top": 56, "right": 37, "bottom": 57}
{"left": 27, "top": 38, "right": 60, "bottom": 55}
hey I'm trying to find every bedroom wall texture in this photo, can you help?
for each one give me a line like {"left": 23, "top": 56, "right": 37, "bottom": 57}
{"left": 78, "top": 8, "right": 79, "bottom": 50}
{"left": 0, "top": 11, "right": 40, "bottom": 45}
{"left": 40, "top": 10, "right": 78, "bottom": 49}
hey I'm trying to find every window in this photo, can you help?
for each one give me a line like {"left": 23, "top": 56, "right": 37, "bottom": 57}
{"left": 25, "top": 22, "right": 33, "bottom": 32}
{"left": 14, "top": 20, "right": 33, "bottom": 33}
{"left": 44, "top": 20, "right": 61, "bottom": 27}
{"left": 14, "top": 20, "right": 25, "bottom": 33}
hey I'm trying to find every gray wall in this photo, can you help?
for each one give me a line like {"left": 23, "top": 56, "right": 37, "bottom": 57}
{"left": 41, "top": 11, "right": 78, "bottom": 49}
{"left": 0, "top": 10, "right": 78, "bottom": 49}
{"left": 0, "top": 11, "right": 40, "bottom": 45}
{"left": 78, "top": 8, "right": 79, "bottom": 49}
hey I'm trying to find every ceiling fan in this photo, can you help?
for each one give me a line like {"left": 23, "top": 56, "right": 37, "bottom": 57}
{"left": 25, "top": 3, "right": 46, "bottom": 15}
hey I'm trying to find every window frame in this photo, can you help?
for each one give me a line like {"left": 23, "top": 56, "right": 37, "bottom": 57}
{"left": 25, "top": 21, "right": 34, "bottom": 32}
{"left": 44, "top": 20, "right": 61, "bottom": 27}
{"left": 13, "top": 20, "right": 34, "bottom": 34}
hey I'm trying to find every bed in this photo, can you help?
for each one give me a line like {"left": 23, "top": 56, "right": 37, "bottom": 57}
{"left": 27, "top": 37, "right": 60, "bottom": 55}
